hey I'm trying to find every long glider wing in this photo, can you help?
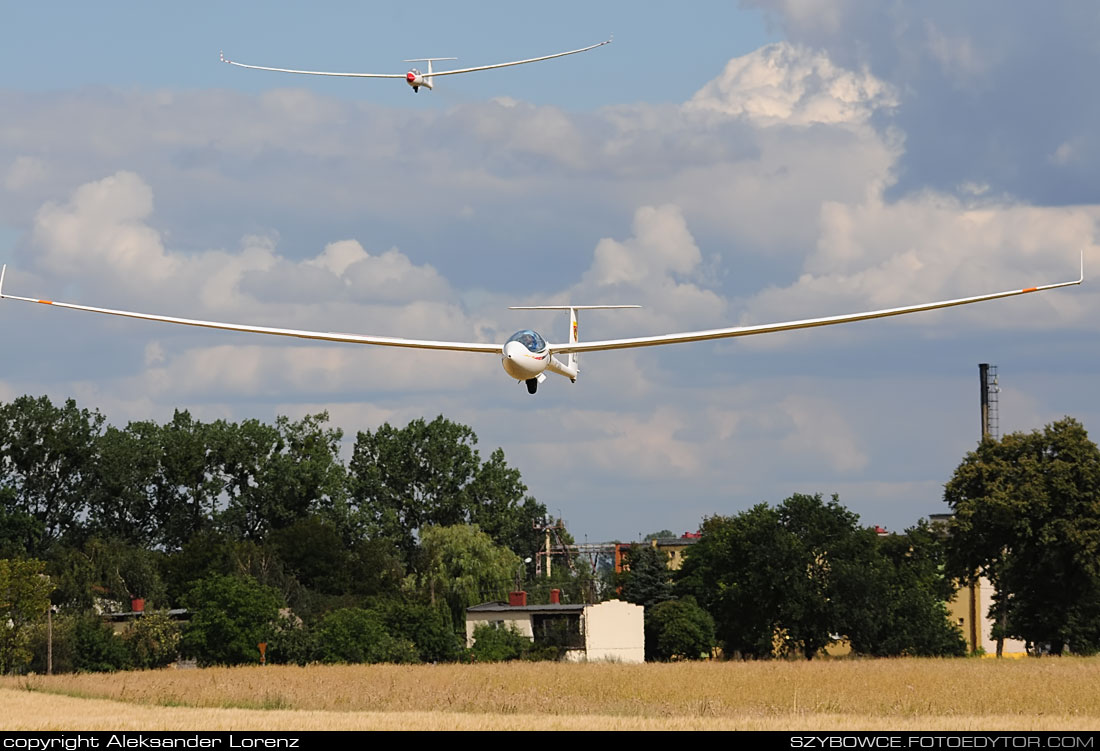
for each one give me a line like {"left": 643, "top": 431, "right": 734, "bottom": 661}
{"left": 0, "top": 269, "right": 500, "bottom": 354}
{"left": 219, "top": 38, "right": 610, "bottom": 80}
{"left": 550, "top": 256, "right": 1084, "bottom": 354}
{"left": 0, "top": 255, "right": 1082, "bottom": 358}
{"left": 220, "top": 51, "right": 404, "bottom": 79}
{"left": 412, "top": 38, "right": 611, "bottom": 77}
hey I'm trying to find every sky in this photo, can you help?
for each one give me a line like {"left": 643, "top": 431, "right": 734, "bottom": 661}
{"left": 1, "top": 1, "right": 1098, "bottom": 542}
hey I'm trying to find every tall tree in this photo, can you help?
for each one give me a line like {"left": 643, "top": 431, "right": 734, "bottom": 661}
{"left": 152, "top": 411, "right": 226, "bottom": 551}
{"left": 347, "top": 417, "right": 545, "bottom": 565}
{"left": 84, "top": 421, "right": 161, "bottom": 548}
{"left": 944, "top": 417, "right": 1100, "bottom": 654}
{"left": 0, "top": 396, "right": 104, "bottom": 553}
{"left": 618, "top": 544, "right": 674, "bottom": 610}
{"left": 218, "top": 413, "right": 345, "bottom": 540}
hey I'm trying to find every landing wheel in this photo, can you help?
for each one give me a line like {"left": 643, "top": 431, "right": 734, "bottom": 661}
{"left": 413, "top": 86, "right": 419, "bottom": 93}
{"left": 525, "top": 378, "right": 538, "bottom": 394}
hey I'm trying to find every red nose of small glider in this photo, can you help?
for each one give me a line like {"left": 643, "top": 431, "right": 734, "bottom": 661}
{"left": 406, "top": 71, "right": 416, "bottom": 82}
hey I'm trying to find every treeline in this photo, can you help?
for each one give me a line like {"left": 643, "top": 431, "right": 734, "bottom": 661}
{"left": 617, "top": 417, "right": 1100, "bottom": 660}
{"left": 0, "top": 394, "right": 587, "bottom": 672}
{"left": 617, "top": 494, "right": 967, "bottom": 661}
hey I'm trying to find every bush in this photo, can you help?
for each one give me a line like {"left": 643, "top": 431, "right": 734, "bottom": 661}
{"left": 646, "top": 597, "right": 716, "bottom": 661}
{"left": 371, "top": 601, "right": 462, "bottom": 663}
{"left": 73, "top": 614, "right": 131, "bottom": 672}
{"left": 469, "top": 624, "right": 532, "bottom": 662}
{"left": 316, "top": 608, "right": 418, "bottom": 664}
{"left": 124, "top": 611, "right": 181, "bottom": 670}
{"left": 180, "top": 575, "right": 283, "bottom": 667}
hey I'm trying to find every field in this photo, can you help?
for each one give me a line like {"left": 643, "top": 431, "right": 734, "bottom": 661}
{"left": 3, "top": 658, "right": 1100, "bottom": 731}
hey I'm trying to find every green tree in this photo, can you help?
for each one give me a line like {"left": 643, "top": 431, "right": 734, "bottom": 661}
{"left": 0, "top": 558, "right": 54, "bottom": 674}
{"left": 678, "top": 494, "right": 882, "bottom": 660}
{"left": 646, "top": 596, "right": 716, "bottom": 661}
{"left": 676, "top": 504, "right": 796, "bottom": 658}
{"left": 418, "top": 524, "right": 521, "bottom": 629}
{"left": 180, "top": 574, "right": 283, "bottom": 666}
{"left": 152, "top": 411, "right": 226, "bottom": 551}
{"left": 84, "top": 422, "right": 161, "bottom": 548}
{"left": 944, "top": 417, "right": 1100, "bottom": 655}
{"left": 347, "top": 417, "right": 546, "bottom": 565}
{"left": 0, "top": 396, "right": 104, "bottom": 554}
{"left": 218, "top": 413, "right": 345, "bottom": 540}
{"left": 834, "top": 522, "right": 966, "bottom": 657}
{"left": 618, "top": 544, "right": 674, "bottom": 610}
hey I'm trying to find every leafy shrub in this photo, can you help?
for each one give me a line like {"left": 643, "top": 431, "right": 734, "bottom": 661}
{"left": 469, "top": 624, "right": 531, "bottom": 662}
{"left": 124, "top": 611, "right": 181, "bottom": 670}
{"left": 180, "top": 575, "right": 283, "bottom": 667}
{"left": 316, "top": 608, "right": 418, "bottom": 664}
{"left": 73, "top": 614, "right": 131, "bottom": 672}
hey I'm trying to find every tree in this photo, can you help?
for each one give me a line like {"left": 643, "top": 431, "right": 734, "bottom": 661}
{"left": 418, "top": 524, "right": 521, "bottom": 629}
{"left": 347, "top": 417, "right": 546, "bottom": 565}
{"left": 0, "top": 396, "right": 104, "bottom": 554}
{"left": 180, "top": 574, "right": 283, "bottom": 666}
{"left": 152, "top": 411, "right": 226, "bottom": 551}
{"left": 677, "top": 503, "right": 801, "bottom": 658}
{"left": 0, "top": 558, "right": 53, "bottom": 674}
{"left": 84, "top": 422, "right": 161, "bottom": 548}
{"left": 834, "top": 522, "right": 966, "bottom": 657}
{"left": 944, "top": 417, "right": 1100, "bottom": 655}
{"left": 678, "top": 494, "right": 937, "bottom": 660}
{"left": 218, "top": 413, "right": 345, "bottom": 540}
{"left": 646, "top": 597, "right": 716, "bottom": 661}
{"left": 618, "top": 544, "right": 674, "bottom": 610}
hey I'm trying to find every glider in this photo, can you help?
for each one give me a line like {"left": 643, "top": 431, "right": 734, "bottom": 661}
{"left": 0, "top": 255, "right": 1083, "bottom": 394}
{"left": 219, "top": 37, "right": 612, "bottom": 93}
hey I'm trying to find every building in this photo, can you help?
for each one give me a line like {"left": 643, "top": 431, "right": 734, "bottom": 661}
{"left": 466, "top": 593, "right": 644, "bottom": 663}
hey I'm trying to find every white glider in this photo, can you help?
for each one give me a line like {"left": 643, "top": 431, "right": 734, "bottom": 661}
{"left": 0, "top": 255, "right": 1083, "bottom": 394}
{"left": 220, "top": 37, "right": 612, "bottom": 93}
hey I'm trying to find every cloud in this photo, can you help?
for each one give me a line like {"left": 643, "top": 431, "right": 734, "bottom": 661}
{"left": 741, "top": 2, "right": 1100, "bottom": 204}
{"left": 685, "top": 42, "right": 897, "bottom": 127}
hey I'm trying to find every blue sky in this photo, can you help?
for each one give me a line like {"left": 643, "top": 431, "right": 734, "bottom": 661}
{"left": 1, "top": 2, "right": 1097, "bottom": 542}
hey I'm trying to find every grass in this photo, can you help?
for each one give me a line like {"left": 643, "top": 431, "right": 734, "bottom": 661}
{"left": 3, "top": 658, "right": 1100, "bottom": 730}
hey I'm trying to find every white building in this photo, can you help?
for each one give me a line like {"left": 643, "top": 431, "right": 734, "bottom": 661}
{"left": 466, "top": 596, "right": 644, "bottom": 663}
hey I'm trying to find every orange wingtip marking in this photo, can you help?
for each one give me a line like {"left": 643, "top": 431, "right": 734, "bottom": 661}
{"left": 37, "top": 299, "right": 53, "bottom": 305}
{"left": 1022, "top": 287, "right": 1037, "bottom": 293}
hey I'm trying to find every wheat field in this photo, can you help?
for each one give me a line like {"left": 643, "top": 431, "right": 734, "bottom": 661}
{"left": 3, "top": 658, "right": 1100, "bottom": 731}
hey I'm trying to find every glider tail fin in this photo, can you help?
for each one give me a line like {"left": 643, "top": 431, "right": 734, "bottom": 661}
{"left": 508, "top": 304, "right": 641, "bottom": 381}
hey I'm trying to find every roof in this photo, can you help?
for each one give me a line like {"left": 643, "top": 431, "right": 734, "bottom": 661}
{"left": 467, "top": 601, "right": 585, "bottom": 614}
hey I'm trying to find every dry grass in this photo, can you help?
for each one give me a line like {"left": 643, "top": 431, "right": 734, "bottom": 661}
{"left": 4, "top": 658, "right": 1100, "bottom": 731}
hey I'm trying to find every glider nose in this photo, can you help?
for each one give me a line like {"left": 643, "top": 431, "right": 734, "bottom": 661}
{"left": 502, "top": 340, "right": 544, "bottom": 380}
{"left": 406, "top": 71, "right": 417, "bottom": 83}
